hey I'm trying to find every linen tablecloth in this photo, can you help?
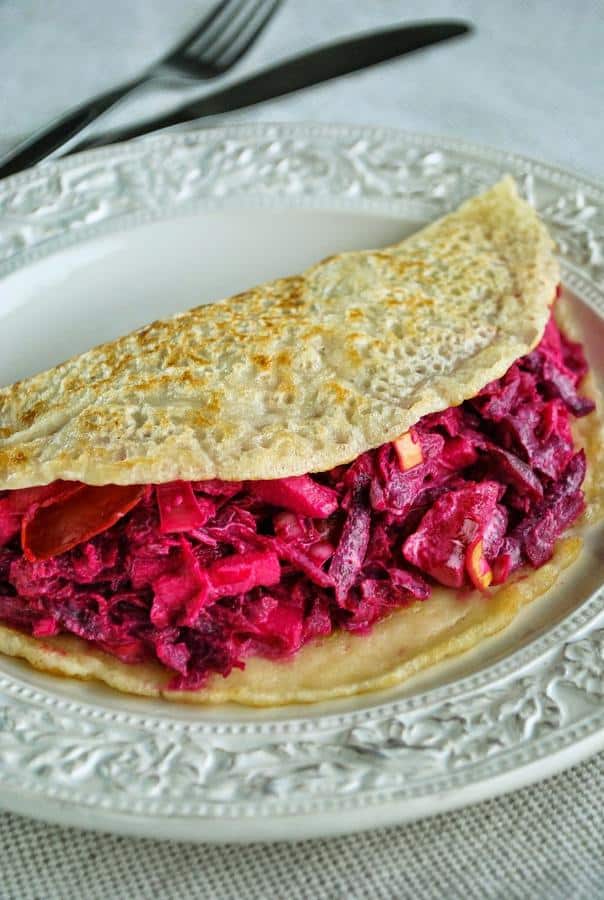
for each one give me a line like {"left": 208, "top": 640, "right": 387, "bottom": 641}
{"left": 1, "top": 2, "right": 603, "bottom": 897}
{"left": 2, "top": 754, "right": 604, "bottom": 899}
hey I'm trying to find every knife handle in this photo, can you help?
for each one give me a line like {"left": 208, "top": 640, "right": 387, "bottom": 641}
{"left": 0, "top": 79, "right": 143, "bottom": 179}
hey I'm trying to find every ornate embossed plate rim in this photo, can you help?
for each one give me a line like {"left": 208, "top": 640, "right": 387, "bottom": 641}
{"left": 0, "top": 124, "right": 603, "bottom": 841}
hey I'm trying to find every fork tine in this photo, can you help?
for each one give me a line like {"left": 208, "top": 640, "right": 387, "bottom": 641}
{"left": 209, "top": 0, "right": 281, "bottom": 68}
{"left": 182, "top": 0, "right": 250, "bottom": 60}
{"left": 163, "top": 0, "right": 244, "bottom": 63}
{"left": 197, "top": 0, "right": 266, "bottom": 65}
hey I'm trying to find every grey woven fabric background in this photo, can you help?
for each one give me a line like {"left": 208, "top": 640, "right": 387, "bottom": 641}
{"left": 1, "top": 1, "right": 603, "bottom": 896}
{"left": 1, "top": 753, "right": 603, "bottom": 899}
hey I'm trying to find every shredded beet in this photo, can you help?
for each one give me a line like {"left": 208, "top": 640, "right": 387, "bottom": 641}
{"left": 403, "top": 481, "right": 503, "bottom": 588}
{"left": 0, "top": 312, "right": 594, "bottom": 689}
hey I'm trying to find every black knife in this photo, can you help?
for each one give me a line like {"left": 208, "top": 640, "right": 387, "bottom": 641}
{"left": 0, "top": 21, "right": 471, "bottom": 178}
{"left": 74, "top": 21, "right": 471, "bottom": 152}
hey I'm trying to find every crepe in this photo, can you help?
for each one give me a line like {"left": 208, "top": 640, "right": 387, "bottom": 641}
{"left": 0, "top": 350, "right": 600, "bottom": 706}
{"left": 0, "top": 177, "right": 557, "bottom": 489}
{"left": 0, "top": 179, "right": 600, "bottom": 707}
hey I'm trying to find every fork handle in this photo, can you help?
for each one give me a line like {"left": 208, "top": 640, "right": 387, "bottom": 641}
{"left": 0, "top": 78, "right": 145, "bottom": 179}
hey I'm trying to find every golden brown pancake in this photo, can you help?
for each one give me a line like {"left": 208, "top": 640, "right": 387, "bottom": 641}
{"left": 0, "top": 178, "right": 557, "bottom": 489}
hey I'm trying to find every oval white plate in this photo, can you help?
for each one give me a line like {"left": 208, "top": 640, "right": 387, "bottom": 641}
{"left": 0, "top": 124, "right": 603, "bottom": 843}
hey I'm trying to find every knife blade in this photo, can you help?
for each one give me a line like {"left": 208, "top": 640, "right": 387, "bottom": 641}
{"left": 72, "top": 20, "right": 470, "bottom": 153}
{"left": 0, "top": 19, "right": 468, "bottom": 174}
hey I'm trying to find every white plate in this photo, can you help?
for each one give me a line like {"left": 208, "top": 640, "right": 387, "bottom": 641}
{"left": 0, "top": 124, "right": 603, "bottom": 843}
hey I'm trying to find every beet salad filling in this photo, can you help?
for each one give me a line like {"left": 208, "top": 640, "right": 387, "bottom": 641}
{"left": 0, "top": 313, "right": 595, "bottom": 690}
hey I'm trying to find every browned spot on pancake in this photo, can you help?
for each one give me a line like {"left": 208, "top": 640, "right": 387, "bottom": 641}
{"left": 345, "top": 346, "right": 363, "bottom": 366}
{"left": 225, "top": 290, "right": 254, "bottom": 304}
{"left": 5, "top": 448, "right": 26, "bottom": 465}
{"left": 19, "top": 407, "right": 39, "bottom": 427}
{"left": 275, "top": 350, "right": 292, "bottom": 366}
{"left": 175, "top": 370, "right": 198, "bottom": 386}
{"left": 134, "top": 323, "right": 160, "bottom": 344}
{"left": 252, "top": 354, "right": 271, "bottom": 371}
{"left": 205, "top": 392, "right": 222, "bottom": 414}
{"left": 79, "top": 408, "right": 123, "bottom": 431}
{"left": 273, "top": 277, "right": 305, "bottom": 310}
{"left": 190, "top": 411, "right": 212, "bottom": 428}
{"left": 326, "top": 381, "right": 350, "bottom": 404}
{"left": 346, "top": 308, "right": 365, "bottom": 322}
{"left": 303, "top": 325, "right": 329, "bottom": 340}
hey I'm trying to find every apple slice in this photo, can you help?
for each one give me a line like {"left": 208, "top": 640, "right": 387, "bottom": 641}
{"left": 465, "top": 538, "right": 493, "bottom": 591}
{"left": 393, "top": 429, "right": 423, "bottom": 471}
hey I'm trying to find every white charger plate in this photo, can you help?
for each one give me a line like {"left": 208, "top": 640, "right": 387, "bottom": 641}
{"left": 0, "top": 124, "right": 603, "bottom": 843}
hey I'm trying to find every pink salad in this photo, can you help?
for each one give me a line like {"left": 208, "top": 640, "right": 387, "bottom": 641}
{"left": 0, "top": 312, "right": 595, "bottom": 690}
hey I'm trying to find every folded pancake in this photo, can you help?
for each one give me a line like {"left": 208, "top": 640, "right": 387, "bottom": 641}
{"left": 0, "top": 177, "right": 556, "bottom": 489}
{"left": 0, "top": 178, "right": 601, "bottom": 705}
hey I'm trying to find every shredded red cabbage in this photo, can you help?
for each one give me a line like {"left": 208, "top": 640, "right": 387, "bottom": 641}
{"left": 0, "top": 313, "right": 594, "bottom": 689}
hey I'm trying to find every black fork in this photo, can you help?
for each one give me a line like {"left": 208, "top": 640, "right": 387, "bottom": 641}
{"left": 157, "top": 0, "right": 281, "bottom": 80}
{"left": 0, "top": 0, "right": 281, "bottom": 178}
